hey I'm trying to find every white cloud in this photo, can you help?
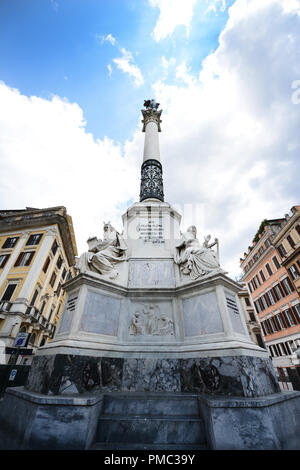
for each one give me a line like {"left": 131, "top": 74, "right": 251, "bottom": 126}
{"left": 175, "top": 61, "right": 197, "bottom": 86}
{"left": 0, "top": 82, "right": 139, "bottom": 256}
{"left": 149, "top": 0, "right": 300, "bottom": 277}
{"left": 98, "top": 33, "right": 116, "bottom": 45}
{"left": 1, "top": 0, "right": 300, "bottom": 280}
{"left": 113, "top": 48, "right": 144, "bottom": 87}
{"left": 107, "top": 64, "right": 112, "bottom": 77}
{"left": 205, "top": 0, "right": 227, "bottom": 15}
{"left": 149, "top": 0, "right": 197, "bottom": 41}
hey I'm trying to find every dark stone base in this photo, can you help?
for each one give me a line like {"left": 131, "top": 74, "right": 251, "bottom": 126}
{"left": 0, "top": 387, "right": 299, "bottom": 450}
{"left": 25, "top": 354, "right": 280, "bottom": 398}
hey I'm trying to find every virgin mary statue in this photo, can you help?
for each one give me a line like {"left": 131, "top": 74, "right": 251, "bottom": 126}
{"left": 174, "top": 226, "right": 221, "bottom": 280}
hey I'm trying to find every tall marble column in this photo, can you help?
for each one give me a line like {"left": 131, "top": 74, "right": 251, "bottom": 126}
{"left": 140, "top": 101, "right": 164, "bottom": 202}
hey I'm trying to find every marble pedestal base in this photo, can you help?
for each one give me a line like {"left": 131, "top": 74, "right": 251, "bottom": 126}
{"left": 25, "top": 353, "right": 280, "bottom": 398}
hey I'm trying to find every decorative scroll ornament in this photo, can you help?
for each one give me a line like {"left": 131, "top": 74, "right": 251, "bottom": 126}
{"left": 140, "top": 159, "right": 164, "bottom": 202}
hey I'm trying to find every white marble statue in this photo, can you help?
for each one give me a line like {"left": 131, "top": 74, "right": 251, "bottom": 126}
{"left": 75, "top": 222, "right": 127, "bottom": 279}
{"left": 174, "top": 226, "right": 221, "bottom": 280}
{"left": 129, "top": 304, "right": 174, "bottom": 336}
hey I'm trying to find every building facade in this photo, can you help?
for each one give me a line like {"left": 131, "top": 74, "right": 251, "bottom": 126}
{"left": 272, "top": 206, "right": 300, "bottom": 296}
{"left": 238, "top": 284, "right": 266, "bottom": 349}
{"left": 0, "top": 206, "right": 77, "bottom": 364}
{"left": 240, "top": 213, "right": 300, "bottom": 390}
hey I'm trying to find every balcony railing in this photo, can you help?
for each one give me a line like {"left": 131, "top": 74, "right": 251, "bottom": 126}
{"left": 0, "top": 301, "right": 12, "bottom": 312}
{"left": 1, "top": 300, "right": 55, "bottom": 336}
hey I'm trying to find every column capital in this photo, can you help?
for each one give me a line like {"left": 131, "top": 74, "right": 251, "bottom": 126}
{"left": 141, "top": 109, "right": 162, "bottom": 132}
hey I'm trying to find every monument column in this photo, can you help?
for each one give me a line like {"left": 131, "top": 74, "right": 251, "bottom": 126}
{"left": 140, "top": 100, "right": 164, "bottom": 202}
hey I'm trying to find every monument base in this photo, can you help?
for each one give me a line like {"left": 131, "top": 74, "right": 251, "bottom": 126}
{"left": 25, "top": 352, "right": 279, "bottom": 397}
{"left": 0, "top": 386, "right": 299, "bottom": 450}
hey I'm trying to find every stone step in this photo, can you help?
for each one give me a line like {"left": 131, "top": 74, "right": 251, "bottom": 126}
{"left": 90, "top": 442, "right": 208, "bottom": 450}
{"left": 102, "top": 392, "right": 200, "bottom": 416}
{"left": 96, "top": 414, "right": 206, "bottom": 445}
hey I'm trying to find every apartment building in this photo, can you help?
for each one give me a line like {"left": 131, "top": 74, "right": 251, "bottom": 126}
{"left": 240, "top": 213, "right": 300, "bottom": 390}
{"left": 0, "top": 206, "right": 77, "bottom": 364}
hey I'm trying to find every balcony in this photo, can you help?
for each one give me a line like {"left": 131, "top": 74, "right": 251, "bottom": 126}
{"left": 0, "top": 300, "right": 55, "bottom": 336}
{"left": 0, "top": 301, "right": 12, "bottom": 313}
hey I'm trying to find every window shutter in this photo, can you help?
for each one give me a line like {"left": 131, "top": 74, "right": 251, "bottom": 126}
{"left": 271, "top": 287, "right": 278, "bottom": 302}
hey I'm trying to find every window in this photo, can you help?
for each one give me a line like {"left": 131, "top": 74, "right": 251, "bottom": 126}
{"left": 56, "top": 282, "right": 62, "bottom": 297}
{"left": 29, "top": 333, "right": 36, "bottom": 346}
{"left": 26, "top": 288, "right": 39, "bottom": 314}
{"left": 277, "top": 244, "right": 287, "bottom": 258}
{"left": 255, "top": 334, "right": 265, "bottom": 349}
{"left": 275, "top": 313, "right": 285, "bottom": 330}
{"left": 265, "top": 238, "right": 271, "bottom": 248}
{"left": 249, "top": 310, "right": 256, "bottom": 321}
{"left": 287, "top": 235, "right": 295, "bottom": 249}
{"left": 259, "top": 270, "right": 266, "bottom": 282}
{"left": 282, "top": 309, "right": 296, "bottom": 327}
{"left": 253, "top": 275, "right": 261, "bottom": 288}
{"left": 262, "top": 320, "right": 271, "bottom": 335}
{"left": 265, "top": 263, "right": 273, "bottom": 276}
{"left": 266, "top": 290, "right": 275, "bottom": 305}
{"left": 51, "top": 240, "right": 58, "bottom": 255}
{"left": 295, "top": 224, "right": 300, "bottom": 236}
{"left": 268, "top": 317, "right": 278, "bottom": 333}
{"left": 49, "top": 271, "right": 57, "bottom": 288}
{"left": 56, "top": 256, "right": 63, "bottom": 269}
{"left": 14, "top": 251, "right": 35, "bottom": 267}
{"left": 284, "top": 342, "right": 292, "bottom": 355}
{"left": 43, "top": 256, "right": 50, "bottom": 273}
{"left": 269, "top": 345, "right": 275, "bottom": 357}
{"left": 248, "top": 281, "right": 254, "bottom": 293}
{"left": 1, "top": 283, "right": 17, "bottom": 301}
{"left": 2, "top": 237, "right": 19, "bottom": 249}
{"left": 292, "top": 304, "right": 300, "bottom": 323}
{"left": 245, "top": 297, "right": 251, "bottom": 307}
{"left": 259, "top": 247, "right": 264, "bottom": 255}
{"left": 40, "top": 301, "right": 46, "bottom": 315}
{"left": 29, "top": 289, "right": 39, "bottom": 307}
{"left": 272, "top": 256, "right": 280, "bottom": 270}
{"left": 48, "top": 309, "right": 54, "bottom": 323}
{"left": 0, "top": 254, "right": 10, "bottom": 269}
{"left": 26, "top": 233, "right": 43, "bottom": 246}
{"left": 289, "top": 264, "right": 299, "bottom": 280}
{"left": 281, "top": 277, "right": 294, "bottom": 295}
{"left": 260, "top": 295, "right": 268, "bottom": 310}
{"left": 273, "top": 284, "right": 283, "bottom": 300}
{"left": 62, "top": 268, "right": 67, "bottom": 280}
{"left": 254, "top": 253, "right": 259, "bottom": 262}
{"left": 254, "top": 300, "right": 261, "bottom": 314}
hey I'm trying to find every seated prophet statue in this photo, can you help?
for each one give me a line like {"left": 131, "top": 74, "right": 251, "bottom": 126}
{"left": 75, "top": 222, "right": 127, "bottom": 280}
{"left": 174, "top": 226, "right": 222, "bottom": 280}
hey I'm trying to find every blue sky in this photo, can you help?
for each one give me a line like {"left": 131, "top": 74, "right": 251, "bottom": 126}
{"left": 0, "top": 0, "right": 299, "bottom": 277}
{"left": 0, "top": 0, "right": 233, "bottom": 142}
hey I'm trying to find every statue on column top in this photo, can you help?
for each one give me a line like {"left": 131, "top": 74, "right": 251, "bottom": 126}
{"left": 144, "top": 99, "right": 160, "bottom": 111}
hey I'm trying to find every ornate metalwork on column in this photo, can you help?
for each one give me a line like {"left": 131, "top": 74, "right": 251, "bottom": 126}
{"left": 140, "top": 100, "right": 164, "bottom": 202}
{"left": 140, "top": 159, "right": 164, "bottom": 201}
